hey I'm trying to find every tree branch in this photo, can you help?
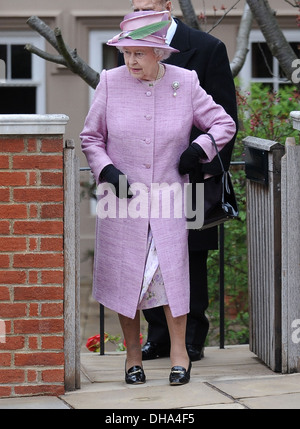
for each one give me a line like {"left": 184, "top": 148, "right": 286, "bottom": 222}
{"left": 230, "top": 3, "right": 253, "bottom": 77}
{"left": 26, "top": 16, "right": 59, "bottom": 51}
{"left": 25, "top": 43, "right": 67, "bottom": 66}
{"left": 178, "top": 0, "right": 201, "bottom": 30}
{"left": 25, "top": 16, "right": 100, "bottom": 89}
{"left": 207, "top": 0, "right": 241, "bottom": 34}
{"left": 246, "top": 0, "right": 300, "bottom": 89}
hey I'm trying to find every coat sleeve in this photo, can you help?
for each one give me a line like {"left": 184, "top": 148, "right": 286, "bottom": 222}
{"left": 190, "top": 71, "right": 236, "bottom": 163}
{"left": 80, "top": 69, "right": 113, "bottom": 184}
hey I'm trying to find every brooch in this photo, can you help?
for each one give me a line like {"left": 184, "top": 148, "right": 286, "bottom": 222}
{"left": 172, "top": 81, "right": 180, "bottom": 97}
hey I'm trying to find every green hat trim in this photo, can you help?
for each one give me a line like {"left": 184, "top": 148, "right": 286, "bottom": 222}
{"left": 120, "top": 21, "right": 170, "bottom": 41}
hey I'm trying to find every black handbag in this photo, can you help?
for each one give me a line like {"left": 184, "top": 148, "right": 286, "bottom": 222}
{"left": 198, "top": 133, "right": 239, "bottom": 230}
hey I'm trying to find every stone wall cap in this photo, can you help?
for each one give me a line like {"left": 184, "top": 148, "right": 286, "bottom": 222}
{"left": 243, "top": 135, "right": 283, "bottom": 151}
{"left": 290, "top": 111, "right": 300, "bottom": 131}
{"left": 0, "top": 114, "right": 69, "bottom": 135}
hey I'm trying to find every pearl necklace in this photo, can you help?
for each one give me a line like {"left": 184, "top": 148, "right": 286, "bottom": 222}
{"left": 140, "top": 63, "right": 165, "bottom": 87}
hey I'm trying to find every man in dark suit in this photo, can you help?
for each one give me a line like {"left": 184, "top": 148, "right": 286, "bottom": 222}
{"left": 130, "top": 0, "right": 238, "bottom": 361}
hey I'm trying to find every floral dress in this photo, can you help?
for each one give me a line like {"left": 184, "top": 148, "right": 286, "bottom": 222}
{"left": 137, "top": 229, "right": 168, "bottom": 310}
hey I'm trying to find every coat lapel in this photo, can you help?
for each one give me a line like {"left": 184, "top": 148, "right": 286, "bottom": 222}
{"left": 164, "top": 19, "right": 197, "bottom": 67}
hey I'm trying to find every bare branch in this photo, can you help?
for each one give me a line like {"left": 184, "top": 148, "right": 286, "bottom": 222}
{"left": 26, "top": 16, "right": 100, "bottom": 89}
{"left": 246, "top": 0, "right": 300, "bottom": 89}
{"left": 26, "top": 16, "right": 59, "bottom": 51}
{"left": 178, "top": 0, "right": 201, "bottom": 30}
{"left": 25, "top": 43, "right": 67, "bottom": 66}
{"left": 284, "top": 0, "right": 300, "bottom": 7}
{"left": 54, "top": 27, "right": 77, "bottom": 72}
{"left": 207, "top": 0, "right": 241, "bottom": 34}
{"left": 230, "top": 3, "right": 253, "bottom": 77}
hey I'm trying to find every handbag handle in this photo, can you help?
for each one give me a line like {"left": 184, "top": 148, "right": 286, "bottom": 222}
{"left": 206, "top": 133, "right": 225, "bottom": 174}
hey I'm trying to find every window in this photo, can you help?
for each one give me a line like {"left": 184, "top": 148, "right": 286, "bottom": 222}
{"left": 89, "top": 30, "right": 119, "bottom": 103}
{"left": 239, "top": 29, "right": 300, "bottom": 91}
{"left": 0, "top": 32, "right": 46, "bottom": 114}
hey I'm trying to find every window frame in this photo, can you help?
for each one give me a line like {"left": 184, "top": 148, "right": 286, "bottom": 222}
{"left": 239, "top": 29, "right": 300, "bottom": 92}
{"left": 89, "top": 30, "right": 117, "bottom": 103}
{"left": 0, "top": 31, "right": 46, "bottom": 114}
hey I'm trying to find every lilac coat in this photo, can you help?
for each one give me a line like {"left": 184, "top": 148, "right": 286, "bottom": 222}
{"left": 80, "top": 64, "right": 236, "bottom": 319}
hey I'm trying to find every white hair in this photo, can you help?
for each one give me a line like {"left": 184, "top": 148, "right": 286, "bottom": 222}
{"left": 117, "top": 46, "right": 171, "bottom": 61}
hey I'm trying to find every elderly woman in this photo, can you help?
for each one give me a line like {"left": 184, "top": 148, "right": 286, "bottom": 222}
{"left": 80, "top": 10, "right": 236, "bottom": 386}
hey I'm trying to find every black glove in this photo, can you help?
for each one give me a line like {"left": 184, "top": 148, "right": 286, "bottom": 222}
{"left": 100, "top": 164, "right": 133, "bottom": 199}
{"left": 178, "top": 143, "right": 207, "bottom": 175}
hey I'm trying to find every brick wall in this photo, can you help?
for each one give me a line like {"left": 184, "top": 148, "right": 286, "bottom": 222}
{"left": 0, "top": 115, "right": 69, "bottom": 397}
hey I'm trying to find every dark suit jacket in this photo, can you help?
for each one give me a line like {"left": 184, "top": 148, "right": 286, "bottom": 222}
{"left": 118, "top": 18, "right": 238, "bottom": 251}
{"left": 165, "top": 19, "right": 238, "bottom": 251}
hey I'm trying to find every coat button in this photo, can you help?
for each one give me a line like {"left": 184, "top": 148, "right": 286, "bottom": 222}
{"left": 146, "top": 91, "right": 152, "bottom": 96}
{"left": 144, "top": 164, "right": 151, "bottom": 169}
{"left": 145, "top": 115, "right": 152, "bottom": 120}
{"left": 145, "top": 139, "right": 151, "bottom": 144}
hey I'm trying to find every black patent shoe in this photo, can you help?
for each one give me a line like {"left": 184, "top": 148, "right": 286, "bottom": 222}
{"left": 169, "top": 361, "right": 192, "bottom": 386}
{"left": 125, "top": 364, "right": 146, "bottom": 385}
{"left": 142, "top": 341, "right": 170, "bottom": 360}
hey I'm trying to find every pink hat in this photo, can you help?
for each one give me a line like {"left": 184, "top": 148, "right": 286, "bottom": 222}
{"left": 107, "top": 11, "right": 179, "bottom": 53}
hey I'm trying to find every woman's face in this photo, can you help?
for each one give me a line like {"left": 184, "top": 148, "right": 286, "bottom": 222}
{"left": 123, "top": 47, "right": 160, "bottom": 81}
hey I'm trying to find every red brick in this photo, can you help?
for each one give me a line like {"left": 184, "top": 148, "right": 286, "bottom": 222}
{"left": 14, "top": 188, "right": 63, "bottom": 203}
{"left": 41, "top": 271, "right": 64, "bottom": 284}
{"left": 0, "top": 221, "right": 10, "bottom": 234}
{"left": 42, "top": 369, "right": 64, "bottom": 382}
{"left": 29, "top": 204, "right": 38, "bottom": 218}
{"left": 14, "top": 286, "right": 63, "bottom": 301}
{"left": 28, "top": 271, "right": 38, "bottom": 284}
{"left": 0, "top": 369, "right": 25, "bottom": 383}
{"left": 0, "top": 353, "right": 11, "bottom": 366}
{"left": 13, "top": 220, "right": 63, "bottom": 235}
{"left": 0, "top": 286, "right": 10, "bottom": 300}
{"left": 41, "top": 303, "right": 63, "bottom": 317}
{"left": 0, "top": 172, "right": 27, "bottom": 186}
{"left": 41, "top": 204, "right": 63, "bottom": 219}
{"left": 41, "top": 138, "right": 63, "bottom": 153}
{"left": 0, "top": 138, "right": 25, "bottom": 153}
{"left": 0, "top": 255, "right": 9, "bottom": 268}
{"left": 0, "top": 303, "right": 26, "bottom": 318}
{"left": 0, "top": 386, "right": 12, "bottom": 397}
{"left": 15, "top": 351, "right": 64, "bottom": 366}
{"left": 42, "top": 336, "right": 64, "bottom": 350}
{"left": 41, "top": 172, "right": 63, "bottom": 186}
{"left": 14, "top": 384, "right": 64, "bottom": 396}
{"left": 14, "top": 319, "right": 64, "bottom": 336}
{"left": 13, "top": 253, "right": 63, "bottom": 269}
{"left": 0, "top": 271, "right": 26, "bottom": 285}
{"left": 27, "top": 139, "right": 37, "bottom": 152}
{"left": 0, "top": 204, "right": 27, "bottom": 219}
{"left": 0, "top": 188, "right": 10, "bottom": 202}
{"left": 41, "top": 238, "right": 63, "bottom": 251}
{"left": 13, "top": 155, "right": 63, "bottom": 170}
{"left": 29, "top": 238, "right": 38, "bottom": 251}
{"left": 29, "top": 303, "right": 39, "bottom": 317}
{"left": 28, "top": 336, "right": 38, "bottom": 350}
{"left": 0, "top": 155, "right": 9, "bottom": 169}
{"left": 0, "top": 336, "right": 25, "bottom": 351}
{"left": 29, "top": 171, "right": 38, "bottom": 186}
{"left": 0, "top": 237, "right": 26, "bottom": 252}
{"left": 27, "top": 369, "right": 38, "bottom": 382}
